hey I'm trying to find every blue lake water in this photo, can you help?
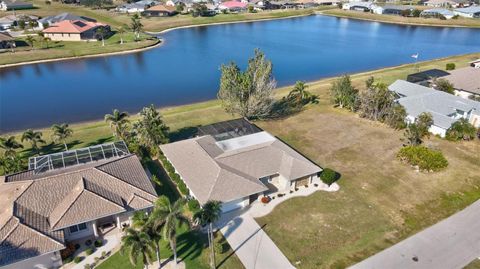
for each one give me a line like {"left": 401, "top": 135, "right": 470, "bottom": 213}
{"left": 1, "top": 15, "right": 480, "bottom": 132}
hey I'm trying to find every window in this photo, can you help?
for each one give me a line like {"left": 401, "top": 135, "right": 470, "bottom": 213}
{"left": 69, "top": 223, "right": 88, "bottom": 234}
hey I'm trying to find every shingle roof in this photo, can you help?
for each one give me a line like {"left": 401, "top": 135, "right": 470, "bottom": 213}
{"left": 38, "top": 12, "right": 96, "bottom": 25}
{"left": 146, "top": 4, "right": 177, "bottom": 12}
{"left": 0, "top": 154, "right": 157, "bottom": 267}
{"left": 160, "top": 131, "right": 321, "bottom": 204}
{"left": 442, "top": 67, "right": 480, "bottom": 95}
{"left": 389, "top": 80, "right": 480, "bottom": 129}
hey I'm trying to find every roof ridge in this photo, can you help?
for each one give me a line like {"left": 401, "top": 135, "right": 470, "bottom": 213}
{"left": 49, "top": 178, "right": 86, "bottom": 228}
{"left": 0, "top": 216, "right": 19, "bottom": 243}
{"left": 93, "top": 164, "right": 157, "bottom": 200}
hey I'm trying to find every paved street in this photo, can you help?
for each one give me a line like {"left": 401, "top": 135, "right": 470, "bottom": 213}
{"left": 219, "top": 212, "right": 295, "bottom": 269}
{"left": 350, "top": 199, "right": 480, "bottom": 269}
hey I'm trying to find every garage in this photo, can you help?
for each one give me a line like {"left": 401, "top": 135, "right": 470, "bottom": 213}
{"left": 294, "top": 176, "right": 310, "bottom": 188}
{"left": 221, "top": 197, "right": 249, "bottom": 213}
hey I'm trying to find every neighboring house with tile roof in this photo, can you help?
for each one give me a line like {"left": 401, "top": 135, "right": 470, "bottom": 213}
{"left": 143, "top": 4, "right": 178, "bottom": 16}
{"left": 0, "top": 151, "right": 157, "bottom": 269}
{"left": 160, "top": 119, "right": 322, "bottom": 213}
{"left": 388, "top": 80, "right": 480, "bottom": 137}
{"left": 441, "top": 67, "right": 480, "bottom": 99}
{"left": 42, "top": 20, "right": 110, "bottom": 41}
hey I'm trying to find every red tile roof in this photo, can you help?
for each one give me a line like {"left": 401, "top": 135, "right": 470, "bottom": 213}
{"left": 221, "top": 0, "right": 247, "bottom": 8}
{"left": 42, "top": 20, "right": 107, "bottom": 34}
{"left": 146, "top": 4, "right": 176, "bottom": 12}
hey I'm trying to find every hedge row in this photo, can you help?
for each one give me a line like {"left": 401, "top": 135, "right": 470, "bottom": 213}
{"left": 397, "top": 146, "right": 448, "bottom": 172}
{"left": 158, "top": 153, "right": 189, "bottom": 196}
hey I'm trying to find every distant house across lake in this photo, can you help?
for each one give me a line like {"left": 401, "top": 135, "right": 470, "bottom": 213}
{"left": 42, "top": 20, "right": 111, "bottom": 41}
{"left": 0, "top": 0, "right": 33, "bottom": 11}
{"left": 143, "top": 4, "right": 177, "bottom": 16}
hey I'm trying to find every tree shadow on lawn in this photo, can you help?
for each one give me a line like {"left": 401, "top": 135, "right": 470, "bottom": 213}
{"left": 145, "top": 159, "right": 180, "bottom": 202}
{"left": 85, "top": 136, "right": 114, "bottom": 147}
{"left": 21, "top": 140, "right": 83, "bottom": 157}
{"left": 176, "top": 230, "right": 205, "bottom": 263}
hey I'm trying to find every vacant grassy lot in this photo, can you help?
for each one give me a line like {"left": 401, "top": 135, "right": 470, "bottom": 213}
{"left": 321, "top": 9, "right": 480, "bottom": 28}
{"left": 0, "top": 33, "right": 157, "bottom": 66}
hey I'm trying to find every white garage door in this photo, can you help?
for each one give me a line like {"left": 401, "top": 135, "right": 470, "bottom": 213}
{"left": 222, "top": 198, "right": 248, "bottom": 213}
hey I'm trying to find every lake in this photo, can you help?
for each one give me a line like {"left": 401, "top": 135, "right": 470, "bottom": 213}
{"left": 1, "top": 15, "right": 480, "bottom": 133}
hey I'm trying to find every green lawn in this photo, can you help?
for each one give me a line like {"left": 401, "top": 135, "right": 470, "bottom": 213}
{"left": 0, "top": 33, "right": 158, "bottom": 66}
{"left": 321, "top": 8, "right": 480, "bottom": 28}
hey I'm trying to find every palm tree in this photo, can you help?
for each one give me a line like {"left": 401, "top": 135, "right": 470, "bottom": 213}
{"left": 0, "top": 136, "right": 24, "bottom": 158}
{"left": 121, "top": 227, "right": 156, "bottom": 269}
{"left": 25, "top": 35, "right": 35, "bottom": 49}
{"left": 43, "top": 36, "right": 51, "bottom": 49}
{"left": 288, "top": 81, "right": 318, "bottom": 105}
{"left": 105, "top": 109, "right": 130, "bottom": 139}
{"left": 130, "top": 14, "right": 143, "bottom": 41}
{"left": 132, "top": 211, "right": 163, "bottom": 269}
{"left": 118, "top": 25, "right": 128, "bottom": 45}
{"left": 51, "top": 123, "right": 73, "bottom": 151}
{"left": 193, "top": 200, "right": 222, "bottom": 269}
{"left": 21, "top": 129, "right": 45, "bottom": 154}
{"left": 96, "top": 27, "right": 108, "bottom": 47}
{"left": 150, "top": 196, "right": 189, "bottom": 265}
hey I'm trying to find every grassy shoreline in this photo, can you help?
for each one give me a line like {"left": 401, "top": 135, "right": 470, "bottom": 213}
{"left": 320, "top": 9, "right": 480, "bottom": 28}
{"left": 0, "top": 7, "right": 322, "bottom": 66}
{"left": 2, "top": 52, "right": 478, "bottom": 139}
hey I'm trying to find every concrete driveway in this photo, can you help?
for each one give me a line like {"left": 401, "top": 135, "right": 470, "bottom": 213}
{"left": 218, "top": 212, "right": 295, "bottom": 269}
{"left": 350, "top": 199, "right": 480, "bottom": 269}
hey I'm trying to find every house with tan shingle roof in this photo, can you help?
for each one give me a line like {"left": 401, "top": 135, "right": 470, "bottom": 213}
{"left": 160, "top": 119, "right": 322, "bottom": 213}
{"left": 0, "top": 143, "right": 157, "bottom": 269}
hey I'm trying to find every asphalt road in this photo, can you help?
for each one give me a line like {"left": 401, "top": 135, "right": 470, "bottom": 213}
{"left": 350, "top": 199, "right": 480, "bottom": 269}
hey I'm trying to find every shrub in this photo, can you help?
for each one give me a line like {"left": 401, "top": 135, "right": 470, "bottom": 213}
{"left": 60, "top": 243, "right": 76, "bottom": 259}
{"left": 446, "top": 63, "right": 456, "bottom": 70}
{"left": 101, "top": 251, "right": 107, "bottom": 259}
{"left": 397, "top": 146, "right": 448, "bottom": 172}
{"left": 63, "top": 257, "right": 73, "bottom": 264}
{"left": 94, "top": 257, "right": 101, "bottom": 263}
{"left": 177, "top": 181, "right": 189, "bottom": 195}
{"left": 94, "top": 239, "right": 103, "bottom": 248}
{"left": 74, "top": 244, "right": 81, "bottom": 250}
{"left": 85, "top": 239, "right": 92, "bottom": 246}
{"left": 215, "top": 242, "right": 226, "bottom": 254}
{"left": 188, "top": 199, "right": 200, "bottom": 212}
{"left": 85, "top": 248, "right": 94, "bottom": 255}
{"left": 74, "top": 256, "right": 83, "bottom": 264}
{"left": 320, "top": 168, "right": 338, "bottom": 186}
{"left": 261, "top": 196, "right": 269, "bottom": 203}
{"left": 84, "top": 264, "right": 91, "bottom": 269}
{"left": 446, "top": 118, "right": 477, "bottom": 141}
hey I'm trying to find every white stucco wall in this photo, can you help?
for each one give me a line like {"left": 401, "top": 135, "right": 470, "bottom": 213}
{"left": 63, "top": 221, "right": 94, "bottom": 241}
{"left": 469, "top": 113, "right": 480, "bottom": 128}
{"left": 429, "top": 125, "right": 447, "bottom": 137}
{"left": 45, "top": 32, "right": 82, "bottom": 41}
{"left": 2, "top": 251, "right": 62, "bottom": 269}
{"left": 221, "top": 197, "right": 249, "bottom": 213}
